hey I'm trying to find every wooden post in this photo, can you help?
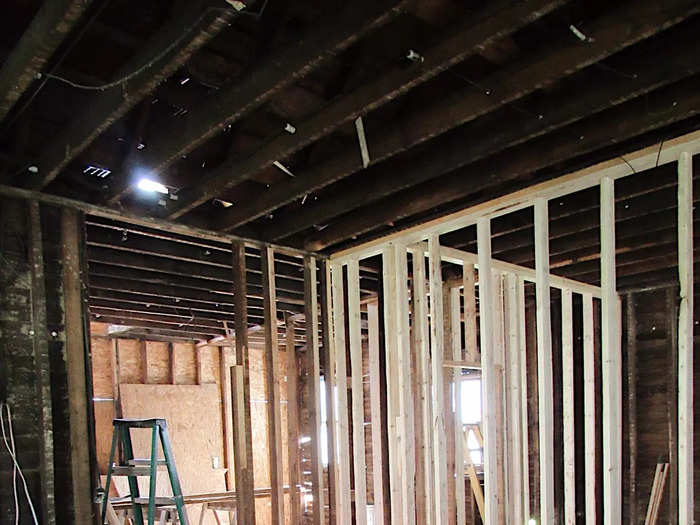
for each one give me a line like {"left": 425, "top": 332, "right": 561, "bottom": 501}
{"left": 347, "top": 259, "right": 368, "bottom": 525}
{"left": 492, "top": 273, "right": 507, "bottom": 525}
{"left": 428, "top": 234, "right": 448, "bottom": 525}
{"left": 368, "top": 300, "right": 387, "bottom": 525}
{"left": 61, "top": 207, "right": 93, "bottom": 525}
{"left": 304, "top": 255, "right": 325, "bottom": 525}
{"left": 534, "top": 197, "right": 555, "bottom": 525}
{"left": 286, "top": 314, "right": 302, "bottom": 525}
{"left": 231, "top": 241, "right": 255, "bottom": 525}
{"left": 600, "top": 177, "right": 621, "bottom": 525}
{"left": 27, "top": 201, "right": 56, "bottom": 525}
{"left": 476, "top": 219, "right": 499, "bottom": 525}
{"left": 262, "top": 246, "right": 285, "bottom": 525}
{"left": 320, "top": 260, "right": 337, "bottom": 525}
{"left": 677, "top": 151, "right": 694, "bottom": 525}
{"left": 218, "top": 345, "right": 234, "bottom": 493}
{"left": 582, "top": 293, "right": 596, "bottom": 524}
{"left": 561, "top": 288, "right": 575, "bottom": 525}
{"left": 330, "top": 262, "right": 352, "bottom": 524}
{"left": 462, "top": 263, "right": 479, "bottom": 365}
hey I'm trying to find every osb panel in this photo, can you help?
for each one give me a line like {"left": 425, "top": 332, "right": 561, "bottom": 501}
{"left": 199, "top": 345, "right": 220, "bottom": 384}
{"left": 94, "top": 401, "right": 115, "bottom": 475}
{"left": 120, "top": 383, "right": 226, "bottom": 525}
{"left": 172, "top": 342, "right": 197, "bottom": 384}
{"left": 91, "top": 321, "right": 109, "bottom": 336}
{"left": 91, "top": 336, "right": 113, "bottom": 397}
{"left": 146, "top": 341, "right": 170, "bottom": 384}
{"left": 118, "top": 339, "right": 144, "bottom": 384}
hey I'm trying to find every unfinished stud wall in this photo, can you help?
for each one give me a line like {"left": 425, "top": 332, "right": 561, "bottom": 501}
{"left": 0, "top": 197, "right": 94, "bottom": 525}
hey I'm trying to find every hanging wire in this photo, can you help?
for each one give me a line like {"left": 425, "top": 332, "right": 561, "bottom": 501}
{"left": 42, "top": 0, "right": 270, "bottom": 92}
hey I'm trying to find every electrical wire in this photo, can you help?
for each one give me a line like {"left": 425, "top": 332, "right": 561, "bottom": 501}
{"left": 42, "top": 0, "right": 270, "bottom": 92}
{"left": 0, "top": 402, "right": 39, "bottom": 525}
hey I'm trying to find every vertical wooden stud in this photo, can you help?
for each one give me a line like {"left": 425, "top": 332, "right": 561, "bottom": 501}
{"left": 600, "top": 177, "right": 621, "bottom": 525}
{"left": 61, "top": 207, "right": 93, "bottom": 525}
{"left": 231, "top": 241, "right": 255, "bottom": 525}
{"left": 462, "top": 262, "right": 479, "bottom": 366}
{"left": 347, "top": 259, "right": 368, "bottom": 525}
{"left": 582, "top": 293, "right": 596, "bottom": 525}
{"left": 368, "top": 300, "right": 386, "bottom": 525}
{"left": 492, "top": 273, "right": 507, "bottom": 525}
{"left": 330, "top": 262, "right": 352, "bottom": 525}
{"left": 534, "top": 197, "right": 555, "bottom": 525}
{"left": 677, "top": 151, "right": 694, "bottom": 524}
{"left": 504, "top": 273, "right": 524, "bottom": 525}
{"left": 304, "top": 256, "right": 325, "bottom": 525}
{"left": 286, "top": 314, "right": 302, "bottom": 525}
{"left": 561, "top": 289, "right": 575, "bottom": 525}
{"left": 428, "top": 234, "right": 448, "bottom": 525}
{"left": 476, "top": 220, "right": 499, "bottom": 525}
{"left": 262, "top": 246, "right": 285, "bottom": 525}
{"left": 320, "top": 260, "right": 337, "bottom": 525}
{"left": 27, "top": 201, "right": 55, "bottom": 525}
{"left": 517, "top": 276, "right": 530, "bottom": 521}
{"left": 449, "top": 287, "right": 465, "bottom": 525}
{"left": 626, "top": 294, "right": 638, "bottom": 525}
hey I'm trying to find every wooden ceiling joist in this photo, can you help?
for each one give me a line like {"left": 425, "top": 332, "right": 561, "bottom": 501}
{"left": 223, "top": 0, "right": 700, "bottom": 236}
{"left": 0, "top": 0, "right": 93, "bottom": 122}
{"left": 266, "top": 30, "right": 700, "bottom": 241}
{"left": 308, "top": 75, "right": 700, "bottom": 250}
{"left": 25, "top": 1, "right": 238, "bottom": 190}
{"left": 105, "top": 0, "right": 408, "bottom": 204}
{"left": 167, "top": 0, "right": 566, "bottom": 219}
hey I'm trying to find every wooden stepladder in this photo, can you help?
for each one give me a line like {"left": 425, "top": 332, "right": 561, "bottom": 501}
{"left": 102, "top": 418, "right": 190, "bottom": 525}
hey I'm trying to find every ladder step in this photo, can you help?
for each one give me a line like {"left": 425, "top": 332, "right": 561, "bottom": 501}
{"left": 110, "top": 465, "right": 166, "bottom": 476}
{"left": 133, "top": 497, "right": 176, "bottom": 506}
{"left": 128, "top": 458, "right": 167, "bottom": 465}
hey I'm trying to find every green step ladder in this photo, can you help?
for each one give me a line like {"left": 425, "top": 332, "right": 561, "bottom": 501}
{"left": 101, "top": 418, "right": 189, "bottom": 525}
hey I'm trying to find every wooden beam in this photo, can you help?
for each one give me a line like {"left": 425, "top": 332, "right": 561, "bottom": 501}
{"left": 262, "top": 246, "right": 285, "bottom": 525}
{"left": 27, "top": 2, "right": 236, "bottom": 190}
{"left": 347, "top": 259, "right": 367, "bottom": 525}
{"left": 269, "top": 14, "right": 700, "bottom": 242}
{"left": 111, "top": 1, "right": 405, "bottom": 206}
{"left": 476, "top": 220, "right": 499, "bottom": 525}
{"left": 561, "top": 288, "right": 575, "bottom": 525}
{"left": 600, "top": 177, "right": 621, "bottom": 524}
{"left": 318, "top": 83, "right": 700, "bottom": 254}
{"left": 625, "top": 293, "right": 638, "bottom": 525}
{"left": 517, "top": 276, "right": 530, "bottom": 521}
{"left": 27, "top": 201, "right": 56, "bottom": 525}
{"left": 61, "top": 207, "right": 93, "bottom": 524}
{"left": 285, "top": 314, "right": 302, "bottom": 525}
{"left": 367, "top": 300, "right": 387, "bottom": 525}
{"left": 0, "top": 0, "right": 91, "bottom": 122}
{"left": 677, "top": 150, "right": 694, "bottom": 524}
{"left": 211, "top": 0, "right": 565, "bottom": 228}
{"left": 534, "top": 198, "right": 555, "bottom": 524}
{"left": 303, "top": 255, "right": 324, "bottom": 525}
{"left": 428, "top": 234, "right": 448, "bottom": 525}
{"left": 330, "top": 263, "right": 351, "bottom": 524}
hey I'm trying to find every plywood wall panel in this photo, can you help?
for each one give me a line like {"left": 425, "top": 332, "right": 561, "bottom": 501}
{"left": 91, "top": 337, "right": 113, "bottom": 397}
{"left": 146, "top": 341, "right": 170, "bottom": 384}
{"left": 117, "top": 339, "right": 143, "bottom": 384}
{"left": 172, "top": 342, "right": 197, "bottom": 384}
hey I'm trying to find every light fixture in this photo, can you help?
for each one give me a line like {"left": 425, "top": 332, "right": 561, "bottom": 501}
{"left": 137, "top": 178, "right": 168, "bottom": 194}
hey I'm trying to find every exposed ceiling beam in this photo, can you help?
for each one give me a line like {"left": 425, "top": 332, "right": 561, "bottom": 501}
{"left": 166, "top": 0, "right": 566, "bottom": 219}
{"left": 0, "top": 0, "right": 93, "bottom": 122}
{"left": 104, "top": 0, "right": 409, "bottom": 203}
{"left": 24, "top": 1, "right": 238, "bottom": 189}
{"left": 306, "top": 75, "right": 700, "bottom": 250}
{"left": 218, "top": 0, "right": 700, "bottom": 233}
{"left": 265, "top": 31, "right": 700, "bottom": 240}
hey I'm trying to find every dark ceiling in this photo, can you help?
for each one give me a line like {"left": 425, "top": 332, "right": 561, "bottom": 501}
{"left": 0, "top": 0, "right": 698, "bottom": 339}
